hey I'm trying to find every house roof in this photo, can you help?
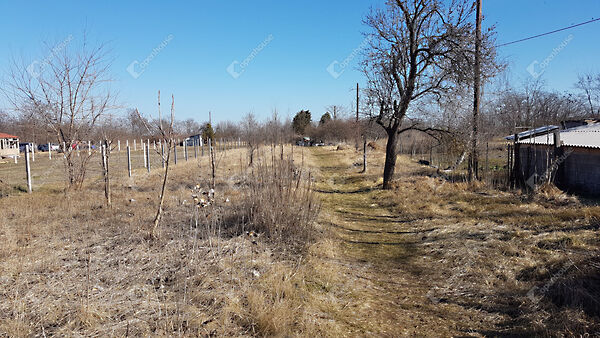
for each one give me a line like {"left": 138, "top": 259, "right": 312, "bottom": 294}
{"left": 515, "top": 123, "right": 600, "bottom": 149}
{"left": 0, "top": 132, "right": 18, "bottom": 139}
{"left": 504, "top": 125, "right": 560, "bottom": 141}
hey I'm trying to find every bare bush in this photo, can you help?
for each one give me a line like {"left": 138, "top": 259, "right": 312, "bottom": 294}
{"left": 4, "top": 37, "right": 116, "bottom": 190}
{"left": 203, "top": 158, "right": 320, "bottom": 253}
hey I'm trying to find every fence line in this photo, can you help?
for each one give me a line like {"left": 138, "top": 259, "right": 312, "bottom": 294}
{"left": 4, "top": 138, "right": 248, "bottom": 192}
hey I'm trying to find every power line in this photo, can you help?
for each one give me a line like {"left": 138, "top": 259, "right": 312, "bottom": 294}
{"left": 497, "top": 17, "right": 600, "bottom": 47}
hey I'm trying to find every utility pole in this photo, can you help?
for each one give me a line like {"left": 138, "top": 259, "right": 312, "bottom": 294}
{"left": 356, "top": 83, "right": 359, "bottom": 122}
{"left": 356, "top": 83, "right": 360, "bottom": 151}
{"left": 469, "top": 0, "right": 482, "bottom": 182}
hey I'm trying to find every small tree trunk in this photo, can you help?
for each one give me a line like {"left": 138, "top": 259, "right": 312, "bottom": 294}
{"left": 153, "top": 139, "right": 171, "bottom": 233}
{"left": 209, "top": 138, "right": 216, "bottom": 189}
{"left": 101, "top": 140, "right": 111, "bottom": 207}
{"left": 382, "top": 130, "right": 397, "bottom": 190}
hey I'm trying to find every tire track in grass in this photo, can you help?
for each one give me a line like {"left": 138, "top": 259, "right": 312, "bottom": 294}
{"left": 306, "top": 146, "right": 473, "bottom": 336}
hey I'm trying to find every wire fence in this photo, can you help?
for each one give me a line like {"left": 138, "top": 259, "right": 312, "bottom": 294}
{"left": 0, "top": 138, "right": 245, "bottom": 192}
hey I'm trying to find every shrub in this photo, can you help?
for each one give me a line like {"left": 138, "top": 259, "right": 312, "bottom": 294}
{"left": 232, "top": 159, "right": 319, "bottom": 252}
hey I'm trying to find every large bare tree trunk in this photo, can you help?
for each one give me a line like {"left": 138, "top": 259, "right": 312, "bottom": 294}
{"left": 382, "top": 130, "right": 397, "bottom": 189}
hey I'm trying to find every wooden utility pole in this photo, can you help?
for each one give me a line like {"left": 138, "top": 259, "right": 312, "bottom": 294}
{"left": 356, "top": 83, "right": 359, "bottom": 122}
{"left": 469, "top": 0, "right": 482, "bottom": 181}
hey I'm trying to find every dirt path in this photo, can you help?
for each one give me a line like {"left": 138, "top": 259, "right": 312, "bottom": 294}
{"left": 308, "top": 147, "right": 485, "bottom": 337}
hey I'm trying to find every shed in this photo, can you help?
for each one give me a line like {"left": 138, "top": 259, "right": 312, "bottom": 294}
{"left": 506, "top": 123, "right": 600, "bottom": 196}
{"left": 0, "top": 132, "right": 19, "bottom": 158}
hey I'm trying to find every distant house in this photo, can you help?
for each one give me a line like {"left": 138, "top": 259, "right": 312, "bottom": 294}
{"left": 0, "top": 132, "right": 19, "bottom": 158}
{"left": 506, "top": 123, "right": 600, "bottom": 196}
{"left": 186, "top": 134, "right": 203, "bottom": 146}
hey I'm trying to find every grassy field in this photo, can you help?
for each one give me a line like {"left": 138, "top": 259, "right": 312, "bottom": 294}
{"left": 0, "top": 142, "right": 599, "bottom": 336}
{"left": 309, "top": 144, "right": 600, "bottom": 336}
{"left": 0, "top": 144, "right": 222, "bottom": 193}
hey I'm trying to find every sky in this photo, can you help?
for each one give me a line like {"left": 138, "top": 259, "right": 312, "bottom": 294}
{"left": 0, "top": 0, "right": 599, "bottom": 123}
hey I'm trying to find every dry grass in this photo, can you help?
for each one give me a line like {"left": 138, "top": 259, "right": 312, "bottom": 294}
{"left": 310, "top": 142, "right": 600, "bottom": 336}
{"left": 2, "top": 141, "right": 598, "bottom": 336}
{"left": 0, "top": 145, "right": 345, "bottom": 337}
{"left": 0, "top": 147, "right": 156, "bottom": 191}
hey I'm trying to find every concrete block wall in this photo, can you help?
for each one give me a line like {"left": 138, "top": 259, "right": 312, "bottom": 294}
{"left": 519, "top": 145, "right": 600, "bottom": 196}
{"left": 560, "top": 147, "right": 600, "bottom": 196}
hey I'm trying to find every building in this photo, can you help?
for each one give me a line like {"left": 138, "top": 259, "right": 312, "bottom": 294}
{"left": 0, "top": 133, "right": 19, "bottom": 158}
{"left": 506, "top": 123, "right": 600, "bottom": 196}
{"left": 186, "top": 134, "right": 203, "bottom": 146}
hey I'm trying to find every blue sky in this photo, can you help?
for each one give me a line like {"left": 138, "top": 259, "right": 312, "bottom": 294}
{"left": 0, "top": 1, "right": 599, "bottom": 123}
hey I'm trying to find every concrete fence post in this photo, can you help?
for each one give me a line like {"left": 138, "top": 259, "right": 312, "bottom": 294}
{"left": 184, "top": 139, "right": 188, "bottom": 161}
{"left": 143, "top": 143, "right": 147, "bottom": 168}
{"left": 174, "top": 141, "right": 178, "bottom": 165}
{"left": 146, "top": 140, "right": 151, "bottom": 173}
{"left": 25, "top": 145, "right": 32, "bottom": 193}
{"left": 127, "top": 145, "right": 132, "bottom": 177}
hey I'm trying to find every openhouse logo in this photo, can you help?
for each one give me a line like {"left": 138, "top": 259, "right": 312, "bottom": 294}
{"left": 127, "top": 34, "right": 174, "bottom": 79}
{"left": 27, "top": 35, "right": 74, "bottom": 78}
{"left": 227, "top": 34, "right": 274, "bottom": 79}
{"left": 326, "top": 36, "right": 373, "bottom": 79}
{"left": 526, "top": 34, "right": 573, "bottom": 79}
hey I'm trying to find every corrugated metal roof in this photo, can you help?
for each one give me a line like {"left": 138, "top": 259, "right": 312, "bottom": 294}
{"left": 505, "top": 125, "right": 559, "bottom": 141}
{"left": 518, "top": 123, "right": 600, "bottom": 149}
{"left": 0, "top": 132, "right": 18, "bottom": 139}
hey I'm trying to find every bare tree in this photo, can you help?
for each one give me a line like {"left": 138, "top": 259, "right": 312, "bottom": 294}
{"left": 575, "top": 72, "right": 600, "bottom": 118}
{"left": 4, "top": 37, "right": 115, "bottom": 190}
{"left": 136, "top": 91, "right": 176, "bottom": 236}
{"left": 325, "top": 105, "right": 346, "bottom": 120}
{"left": 100, "top": 139, "right": 111, "bottom": 207}
{"left": 362, "top": 0, "right": 498, "bottom": 189}
{"left": 485, "top": 79, "right": 586, "bottom": 135}
{"left": 242, "top": 113, "right": 260, "bottom": 166}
